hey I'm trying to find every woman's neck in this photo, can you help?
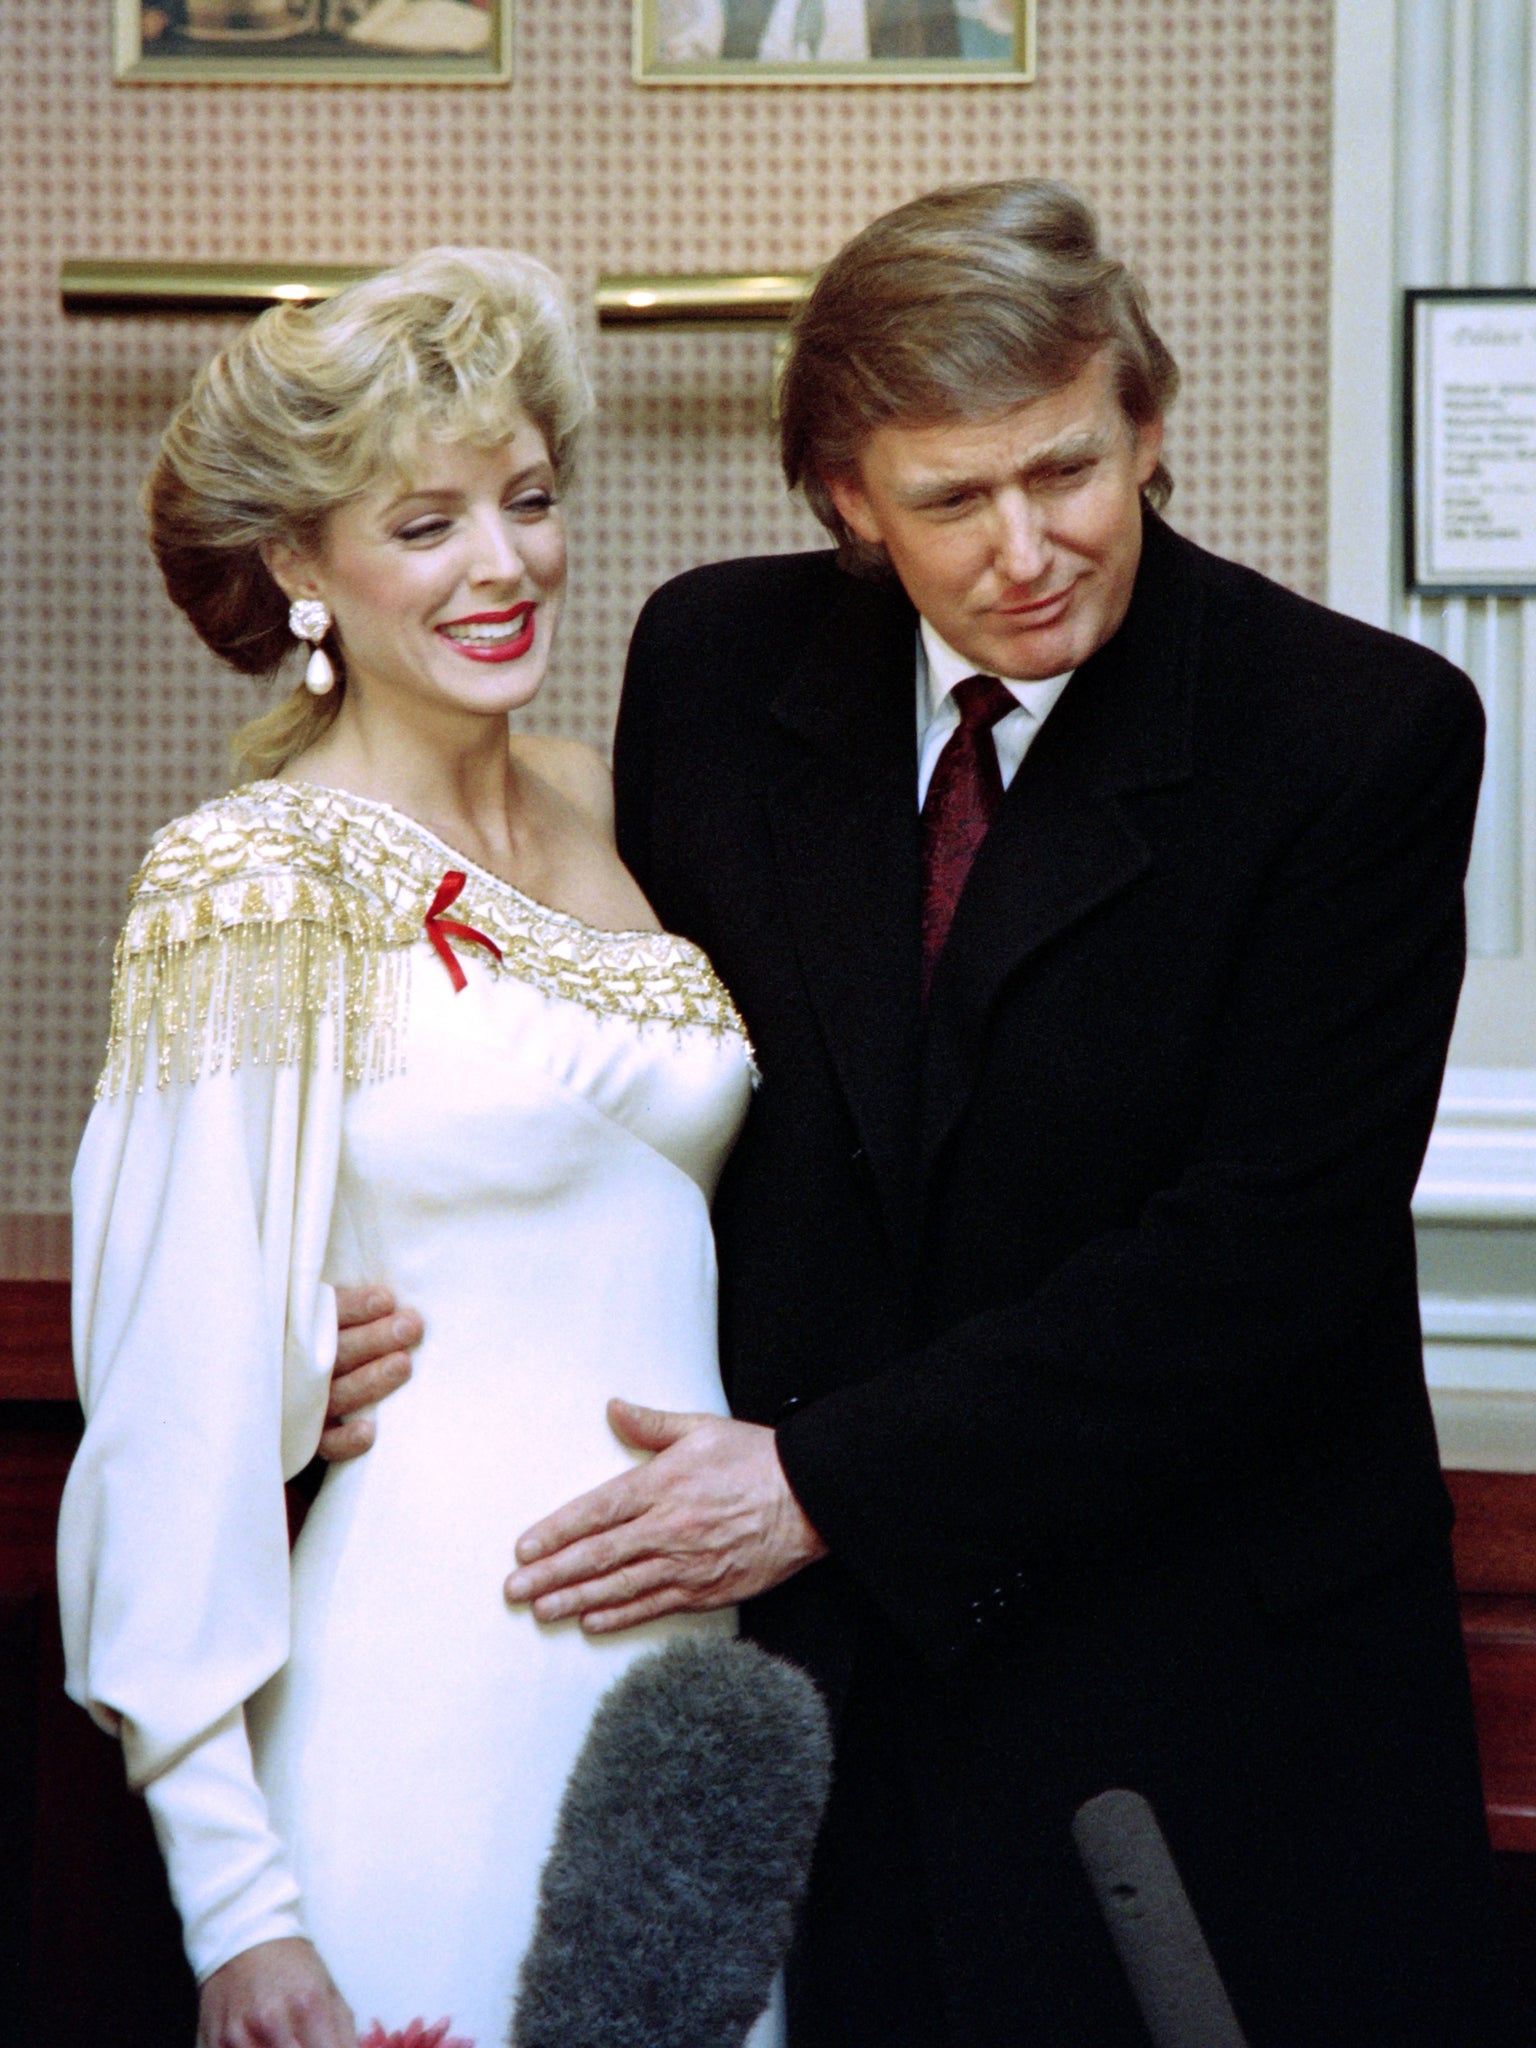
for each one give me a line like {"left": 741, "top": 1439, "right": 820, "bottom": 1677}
{"left": 281, "top": 697, "right": 528, "bottom": 878}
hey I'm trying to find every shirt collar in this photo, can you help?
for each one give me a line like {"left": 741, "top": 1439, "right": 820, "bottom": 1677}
{"left": 918, "top": 616, "right": 1074, "bottom": 723}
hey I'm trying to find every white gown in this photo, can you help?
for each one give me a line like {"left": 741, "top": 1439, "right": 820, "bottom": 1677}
{"left": 58, "top": 782, "right": 777, "bottom": 2048}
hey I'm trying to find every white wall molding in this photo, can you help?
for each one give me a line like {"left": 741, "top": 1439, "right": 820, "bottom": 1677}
{"left": 1413, "top": 1068, "right": 1536, "bottom": 1462}
{"left": 1415, "top": 1066, "right": 1536, "bottom": 1220}
{"left": 1428, "top": 1389, "right": 1536, "bottom": 1472}
{"left": 1420, "top": 1297, "right": 1536, "bottom": 1343}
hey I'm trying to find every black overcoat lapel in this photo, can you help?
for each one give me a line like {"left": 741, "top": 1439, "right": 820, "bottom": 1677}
{"left": 761, "top": 573, "right": 924, "bottom": 1254}
{"left": 921, "top": 515, "right": 1202, "bottom": 1175}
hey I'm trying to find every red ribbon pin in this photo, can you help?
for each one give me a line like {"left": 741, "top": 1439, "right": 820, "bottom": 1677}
{"left": 424, "top": 870, "right": 503, "bottom": 992}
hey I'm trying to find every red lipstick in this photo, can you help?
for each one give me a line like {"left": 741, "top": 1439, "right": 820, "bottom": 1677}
{"left": 437, "top": 602, "right": 537, "bottom": 663}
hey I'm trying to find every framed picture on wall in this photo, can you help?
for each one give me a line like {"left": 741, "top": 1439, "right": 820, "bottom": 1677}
{"left": 1405, "top": 288, "right": 1536, "bottom": 595}
{"left": 635, "top": 0, "right": 1034, "bottom": 83}
{"left": 113, "top": 1, "right": 513, "bottom": 83}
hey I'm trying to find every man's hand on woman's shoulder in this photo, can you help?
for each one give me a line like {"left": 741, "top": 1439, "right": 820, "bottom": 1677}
{"left": 321, "top": 1287, "right": 422, "bottom": 1462}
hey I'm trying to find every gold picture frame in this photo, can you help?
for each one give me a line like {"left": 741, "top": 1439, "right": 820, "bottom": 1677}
{"left": 113, "top": 0, "right": 513, "bottom": 84}
{"left": 635, "top": 0, "right": 1033, "bottom": 84}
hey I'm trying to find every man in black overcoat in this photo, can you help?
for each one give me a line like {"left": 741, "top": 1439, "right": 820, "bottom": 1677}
{"left": 345, "top": 183, "right": 1515, "bottom": 2043}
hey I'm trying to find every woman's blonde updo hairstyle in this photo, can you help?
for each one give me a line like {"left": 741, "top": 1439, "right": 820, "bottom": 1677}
{"left": 144, "top": 246, "right": 593, "bottom": 780}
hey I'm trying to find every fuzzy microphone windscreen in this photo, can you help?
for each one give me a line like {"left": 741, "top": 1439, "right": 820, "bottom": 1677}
{"left": 508, "top": 1634, "right": 833, "bottom": 2048}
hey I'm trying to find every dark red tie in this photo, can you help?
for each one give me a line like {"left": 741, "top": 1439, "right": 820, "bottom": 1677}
{"left": 920, "top": 674, "right": 1016, "bottom": 994}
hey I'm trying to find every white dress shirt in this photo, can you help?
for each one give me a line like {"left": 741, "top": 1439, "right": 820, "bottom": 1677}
{"left": 915, "top": 618, "right": 1075, "bottom": 811}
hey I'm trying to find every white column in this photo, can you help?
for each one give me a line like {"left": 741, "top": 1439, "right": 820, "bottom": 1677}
{"left": 1394, "top": 0, "right": 1451, "bottom": 288}
{"left": 1466, "top": 0, "right": 1527, "bottom": 953}
{"left": 1392, "top": 0, "right": 1526, "bottom": 956}
{"left": 1393, "top": 0, "right": 1450, "bottom": 714}
{"left": 1326, "top": 0, "right": 1398, "bottom": 626}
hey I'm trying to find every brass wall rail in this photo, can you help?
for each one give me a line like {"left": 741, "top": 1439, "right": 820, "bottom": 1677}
{"left": 61, "top": 260, "right": 815, "bottom": 325}
{"left": 594, "top": 273, "right": 813, "bottom": 326}
{"left": 61, "top": 260, "right": 380, "bottom": 316}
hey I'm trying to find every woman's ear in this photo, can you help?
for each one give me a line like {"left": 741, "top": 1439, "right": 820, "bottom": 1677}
{"left": 260, "top": 536, "right": 322, "bottom": 606}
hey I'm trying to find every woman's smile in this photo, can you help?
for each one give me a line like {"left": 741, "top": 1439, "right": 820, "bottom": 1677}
{"left": 437, "top": 601, "right": 538, "bottom": 662}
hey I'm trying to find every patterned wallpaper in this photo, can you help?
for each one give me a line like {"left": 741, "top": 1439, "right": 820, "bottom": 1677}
{"left": 0, "top": 0, "right": 1332, "bottom": 1211}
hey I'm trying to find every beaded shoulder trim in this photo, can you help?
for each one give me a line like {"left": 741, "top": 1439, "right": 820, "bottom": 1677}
{"left": 99, "top": 780, "right": 751, "bottom": 1097}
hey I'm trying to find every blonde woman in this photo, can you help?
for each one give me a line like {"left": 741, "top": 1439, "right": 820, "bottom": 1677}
{"left": 59, "top": 250, "right": 765, "bottom": 2048}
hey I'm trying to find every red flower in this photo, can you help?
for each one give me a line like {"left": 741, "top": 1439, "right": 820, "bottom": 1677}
{"left": 358, "top": 2022, "right": 473, "bottom": 2048}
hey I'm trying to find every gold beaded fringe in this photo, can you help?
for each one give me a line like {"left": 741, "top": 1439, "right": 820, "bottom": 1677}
{"left": 96, "top": 781, "right": 756, "bottom": 1099}
{"left": 99, "top": 893, "right": 407, "bottom": 1099}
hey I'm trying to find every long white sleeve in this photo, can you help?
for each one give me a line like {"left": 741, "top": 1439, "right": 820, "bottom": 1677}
{"left": 59, "top": 1024, "right": 345, "bottom": 1978}
{"left": 143, "top": 1712, "right": 307, "bottom": 1979}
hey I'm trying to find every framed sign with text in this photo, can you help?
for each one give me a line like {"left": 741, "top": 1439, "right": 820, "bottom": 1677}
{"left": 1406, "top": 288, "right": 1536, "bottom": 595}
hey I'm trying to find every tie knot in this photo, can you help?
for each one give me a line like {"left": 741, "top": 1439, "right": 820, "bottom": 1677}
{"left": 951, "top": 674, "right": 1015, "bottom": 732}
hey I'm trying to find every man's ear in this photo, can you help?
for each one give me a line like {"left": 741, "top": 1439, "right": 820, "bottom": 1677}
{"left": 825, "top": 472, "right": 883, "bottom": 548}
{"left": 1132, "top": 414, "right": 1165, "bottom": 488}
{"left": 260, "top": 536, "right": 322, "bottom": 606}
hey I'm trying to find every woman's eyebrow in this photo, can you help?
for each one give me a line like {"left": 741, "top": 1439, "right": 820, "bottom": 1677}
{"left": 380, "top": 464, "right": 553, "bottom": 518}
{"left": 379, "top": 486, "right": 461, "bottom": 517}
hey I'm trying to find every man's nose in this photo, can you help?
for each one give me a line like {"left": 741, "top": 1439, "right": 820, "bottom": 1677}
{"left": 993, "top": 495, "right": 1049, "bottom": 584}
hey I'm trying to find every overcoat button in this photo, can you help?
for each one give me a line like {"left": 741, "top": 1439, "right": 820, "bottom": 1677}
{"left": 773, "top": 1394, "right": 805, "bottom": 1424}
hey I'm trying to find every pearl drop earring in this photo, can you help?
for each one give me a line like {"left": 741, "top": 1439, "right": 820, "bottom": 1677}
{"left": 289, "top": 598, "right": 336, "bottom": 696}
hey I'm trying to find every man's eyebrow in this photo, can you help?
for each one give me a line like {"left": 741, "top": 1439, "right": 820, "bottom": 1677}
{"left": 896, "top": 429, "right": 1112, "bottom": 505}
{"left": 895, "top": 469, "right": 989, "bottom": 508}
{"left": 1021, "top": 429, "right": 1112, "bottom": 470}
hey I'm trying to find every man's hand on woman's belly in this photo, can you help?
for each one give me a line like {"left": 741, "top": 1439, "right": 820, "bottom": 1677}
{"left": 503, "top": 1398, "right": 828, "bottom": 1633}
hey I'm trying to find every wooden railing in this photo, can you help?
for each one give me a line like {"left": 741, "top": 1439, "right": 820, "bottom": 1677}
{"left": 1448, "top": 1470, "right": 1536, "bottom": 1852}
{"left": 0, "top": 1284, "right": 73, "bottom": 1403}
